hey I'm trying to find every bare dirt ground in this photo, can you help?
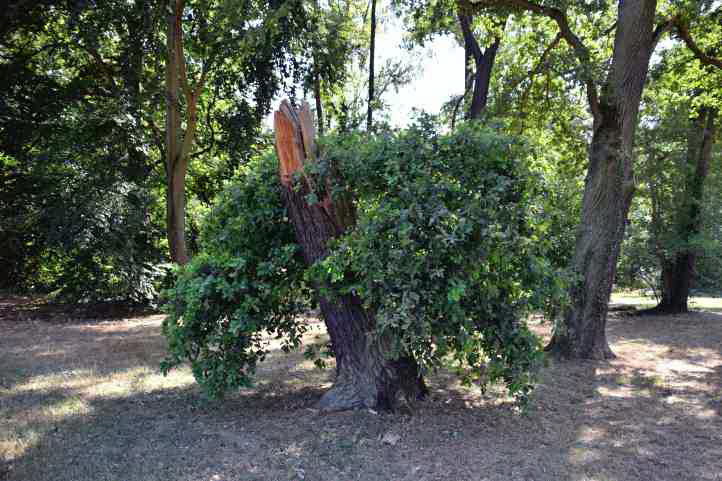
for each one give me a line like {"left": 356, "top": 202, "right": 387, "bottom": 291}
{"left": 1, "top": 294, "right": 721, "bottom": 481}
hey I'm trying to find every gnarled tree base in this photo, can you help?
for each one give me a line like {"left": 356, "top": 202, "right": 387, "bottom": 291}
{"left": 545, "top": 330, "right": 616, "bottom": 360}
{"left": 317, "top": 357, "right": 428, "bottom": 412}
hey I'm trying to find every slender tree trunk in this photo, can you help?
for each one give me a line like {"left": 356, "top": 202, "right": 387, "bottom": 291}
{"left": 165, "top": 2, "right": 189, "bottom": 265}
{"left": 312, "top": 0, "right": 324, "bottom": 135}
{"left": 314, "top": 68, "right": 324, "bottom": 136}
{"left": 464, "top": 42, "right": 473, "bottom": 99}
{"left": 457, "top": 11, "right": 503, "bottom": 120}
{"left": 652, "top": 108, "right": 717, "bottom": 314}
{"left": 164, "top": 0, "right": 204, "bottom": 265}
{"left": 367, "top": 0, "right": 376, "bottom": 131}
{"left": 274, "top": 101, "right": 425, "bottom": 411}
{"left": 462, "top": 28, "right": 473, "bottom": 122}
{"left": 548, "top": 0, "right": 658, "bottom": 359}
{"left": 657, "top": 256, "right": 694, "bottom": 312}
{"left": 469, "top": 37, "right": 500, "bottom": 118}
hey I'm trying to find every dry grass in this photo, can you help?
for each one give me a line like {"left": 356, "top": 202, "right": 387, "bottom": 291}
{"left": 1, "top": 295, "right": 721, "bottom": 481}
{"left": 611, "top": 291, "right": 722, "bottom": 312}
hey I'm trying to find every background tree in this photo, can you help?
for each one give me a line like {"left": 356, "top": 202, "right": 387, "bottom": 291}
{"left": 367, "top": 0, "right": 378, "bottom": 130}
{"left": 0, "top": 0, "right": 354, "bottom": 300}
{"left": 393, "top": 0, "right": 508, "bottom": 123}
{"left": 319, "top": 0, "right": 417, "bottom": 132}
{"left": 302, "top": 0, "right": 362, "bottom": 135}
{"left": 0, "top": 0, "right": 169, "bottom": 300}
{"left": 451, "top": 0, "right": 722, "bottom": 359}
{"left": 620, "top": 30, "right": 721, "bottom": 313}
{"left": 163, "top": 0, "right": 329, "bottom": 265}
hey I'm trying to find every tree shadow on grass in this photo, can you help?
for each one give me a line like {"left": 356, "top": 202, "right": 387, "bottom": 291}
{"left": 550, "top": 311, "right": 722, "bottom": 481}
{"left": 1, "top": 319, "right": 330, "bottom": 481}
{"left": 608, "top": 309, "right": 722, "bottom": 354}
{"left": 2, "top": 310, "right": 722, "bottom": 481}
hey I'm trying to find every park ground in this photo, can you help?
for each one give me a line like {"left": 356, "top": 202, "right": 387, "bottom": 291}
{"left": 1, "top": 294, "right": 721, "bottom": 481}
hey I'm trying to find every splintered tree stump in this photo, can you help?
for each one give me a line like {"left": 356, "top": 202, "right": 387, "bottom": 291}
{"left": 273, "top": 100, "right": 426, "bottom": 411}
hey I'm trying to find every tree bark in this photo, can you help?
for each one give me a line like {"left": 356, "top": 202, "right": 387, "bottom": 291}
{"left": 165, "top": 1, "right": 188, "bottom": 265}
{"left": 547, "top": 0, "right": 659, "bottom": 359}
{"left": 651, "top": 108, "right": 717, "bottom": 314}
{"left": 314, "top": 67, "right": 324, "bottom": 136}
{"left": 464, "top": 41, "right": 473, "bottom": 97}
{"left": 312, "top": 0, "right": 324, "bottom": 136}
{"left": 656, "top": 256, "right": 694, "bottom": 313}
{"left": 274, "top": 101, "right": 425, "bottom": 411}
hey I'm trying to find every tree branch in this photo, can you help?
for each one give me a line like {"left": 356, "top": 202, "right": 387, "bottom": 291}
{"left": 651, "top": 18, "right": 673, "bottom": 49}
{"left": 173, "top": 0, "right": 192, "bottom": 102}
{"left": 602, "top": 21, "right": 617, "bottom": 37}
{"left": 469, "top": 0, "right": 601, "bottom": 124}
{"left": 190, "top": 84, "right": 218, "bottom": 160}
{"left": 510, "top": 32, "right": 561, "bottom": 97}
{"left": 457, "top": 10, "right": 482, "bottom": 62}
{"left": 81, "top": 44, "right": 118, "bottom": 90}
{"left": 195, "top": 62, "right": 209, "bottom": 97}
{"left": 451, "top": 82, "right": 474, "bottom": 130}
{"left": 673, "top": 18, "right": 722, "bottom": 69}
{"left": 147, "top": 116, "right": 165, "bottom": 160}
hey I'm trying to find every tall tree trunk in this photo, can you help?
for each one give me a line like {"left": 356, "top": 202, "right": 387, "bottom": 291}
{"left": 274, "top": 101, "right": 425, "bottom": 411}
{"left": 548, "top": 0, "right": 658, "bottom": 359}
{"left": 469, "top": 36, "right": 500, "bottom": 118}
{"left": 657, "top": 256, "right": 694, "bottom": 312}
{"left": 314, "top": 67, "right": 324, "bottom": 136}
{"left": 457, "top": 10, "right": 503, "bottom": 120}
{"left": 312, "top": 0, "right": 324, "bottom": 136}
{"left": 654, "top": 108, "right": 717, "bottom": 313}
{"left": 366, "top": 0, "right": 376, "bottom": 131}
{"left": 464, "top": 42, "right": 473, "bottom": 99}
{"left": 165, "top": 1, "right": 188, "bottom": 265}
{"left": 164, "top": 0, "right": 204, "bottom": 265}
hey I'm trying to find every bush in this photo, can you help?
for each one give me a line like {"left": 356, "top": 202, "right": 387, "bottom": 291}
{"left": 161, "top": 154, "right": 312, "bottom": 398}
{"left": 312, "top": 121, "right": 558, "bottom": 401}
{"left": 163, "top": 120, "right": 564, "bottom": 403}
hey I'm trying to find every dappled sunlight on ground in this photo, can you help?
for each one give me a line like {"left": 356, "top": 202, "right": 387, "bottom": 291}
{"left": 2, "top": 297, "right": 722, "bottom": 481}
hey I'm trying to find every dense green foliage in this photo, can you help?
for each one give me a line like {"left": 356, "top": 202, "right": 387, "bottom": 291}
{"left": 0, "top": 0, "right": 355, "bottom": 300}
{"left": 161, "top": 154, "right": 311, "bottom": 397}
{"left": 315, "top": 121, "right": 561, "bottom": 399}
{"left": 163, "top": 121, "right": 566, "bottom": 402}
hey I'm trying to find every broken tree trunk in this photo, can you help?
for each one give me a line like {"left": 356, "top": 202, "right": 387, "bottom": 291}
{"left": 274, "top": 100, "right": 426, "bottom": 411}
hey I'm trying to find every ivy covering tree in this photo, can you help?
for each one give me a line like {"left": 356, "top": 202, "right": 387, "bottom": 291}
{"left": 162, "top": 105, "right": 563, "bottom": 410}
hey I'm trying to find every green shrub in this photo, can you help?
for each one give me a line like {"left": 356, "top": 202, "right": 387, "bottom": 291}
{"left": 161, "top": 154, "right": 312, "bottom": 398}
{"left": 311, "top": 121, "right": 556, "bottom": 402}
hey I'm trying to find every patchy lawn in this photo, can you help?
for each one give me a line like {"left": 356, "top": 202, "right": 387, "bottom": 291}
{"left": 1, "top": 295, "right": 720, "bottom": 481}
{"left": 611, "top": 291, "right": 722, "bottom": 313}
